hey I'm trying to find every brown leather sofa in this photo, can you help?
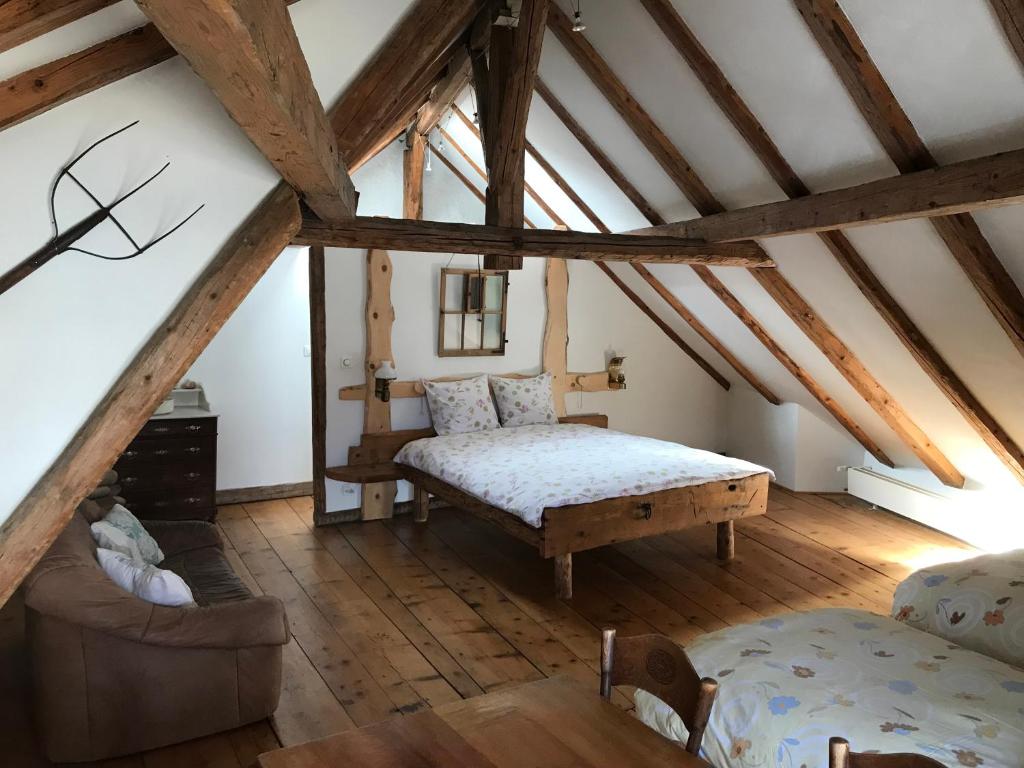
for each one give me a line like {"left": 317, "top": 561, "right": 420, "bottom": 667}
{"left": 22, "top": 479, "right": 289, "bottom": 763}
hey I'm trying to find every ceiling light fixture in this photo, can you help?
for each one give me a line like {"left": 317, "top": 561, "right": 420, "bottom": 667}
{"left": 571, "top": 1, "right": 586, "bottom": 32}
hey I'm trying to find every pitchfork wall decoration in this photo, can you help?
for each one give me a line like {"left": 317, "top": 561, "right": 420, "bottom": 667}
{"left": 0, "top": 121, "right": 205, "bottom": 297}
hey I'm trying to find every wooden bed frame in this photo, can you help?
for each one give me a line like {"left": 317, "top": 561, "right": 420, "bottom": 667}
{"left": 339, "top": 414, "right": 770, "bottom": 598}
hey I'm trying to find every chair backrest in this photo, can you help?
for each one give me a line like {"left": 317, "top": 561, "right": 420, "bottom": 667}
{"left": 600, "top": 629, "right": 717, "bottom": 755}
{"left": 829, "top": 738, "right": 946, "bottom": 768}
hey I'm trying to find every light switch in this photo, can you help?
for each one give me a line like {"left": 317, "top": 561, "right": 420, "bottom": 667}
{"left": 342, "top": 357, "right": 354, "bottom": 368}
{"left": 302, "top": 345, "right": 311, "bottom": 358}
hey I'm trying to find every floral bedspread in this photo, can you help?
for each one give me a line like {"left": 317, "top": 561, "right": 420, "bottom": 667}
{"left": 892, "top": 549, "right": 1024, "bottom": 671}
{"left": 634, "top": 608, "right": 1024, "bottom": 768}
{"left": 393, "top": 423, "right": 773, "bottom": 528}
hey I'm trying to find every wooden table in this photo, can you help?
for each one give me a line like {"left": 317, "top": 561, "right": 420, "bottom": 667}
{"left": 257, "top": 675, "right": 710, "bottom": 767}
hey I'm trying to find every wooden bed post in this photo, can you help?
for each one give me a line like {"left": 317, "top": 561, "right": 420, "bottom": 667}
{"left": 554, "top": 554, "right": 572, "bottom": 599}
{"left": 717, "top": 520, "right": 735, "bottom": 561}
{"left": 413, "top": 484, "right": 430, "bottom": 522}
{"left": 543, "top": 257, "right": 570, "bottom": 417}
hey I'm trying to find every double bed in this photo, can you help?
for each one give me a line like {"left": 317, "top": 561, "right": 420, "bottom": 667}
{"left": 388, "top": 414, "right": 773, "bottom": 597}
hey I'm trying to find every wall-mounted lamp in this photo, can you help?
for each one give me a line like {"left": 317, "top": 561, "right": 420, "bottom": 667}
{"left": 608, "top": 354, "right": 626, "bottom": 390}
{"left": 374, "top": 360, "right": 398, "bottom": 402}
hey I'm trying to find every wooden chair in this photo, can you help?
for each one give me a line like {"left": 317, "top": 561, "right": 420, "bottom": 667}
{"left": 600, "top": 628, "right": 718, "bottom": 755}
{"left": 829, "top": 737, "right": 945, "bottom": 768}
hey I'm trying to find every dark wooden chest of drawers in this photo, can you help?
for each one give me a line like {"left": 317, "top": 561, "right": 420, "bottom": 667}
{"left": 114, "top": 412, "right": 218, "bottom": 521}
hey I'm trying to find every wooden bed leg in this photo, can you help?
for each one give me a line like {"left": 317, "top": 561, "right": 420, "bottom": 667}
{"left": 413, "top": 484, "right": 429, "bottom": 523}
{"left": 554, "top": 554, "right": 572, "bottom": 599}
{"left": 717, "top": 520, "right": 735, "bottom": 561}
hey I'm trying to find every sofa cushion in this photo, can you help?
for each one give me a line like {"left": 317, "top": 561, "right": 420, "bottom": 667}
{"left": 161, "top": 546, "right": 252, "bottom": 606}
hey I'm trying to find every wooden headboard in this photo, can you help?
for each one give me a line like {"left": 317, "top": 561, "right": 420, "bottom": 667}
{"left": 327, "top": 414, "right": 608, "bottom": 484}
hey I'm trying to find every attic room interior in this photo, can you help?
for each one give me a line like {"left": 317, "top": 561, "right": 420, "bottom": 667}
{"left": 3, "top": 0, "right": 1024, "bottom": 766}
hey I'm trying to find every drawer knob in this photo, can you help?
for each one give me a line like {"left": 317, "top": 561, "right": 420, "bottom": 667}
{"left": 184, "top": 472, "right": 201, "bottom": 480}
{"left": 122, "top": 450, "right": 138, "bottom": 458}
{"left": 152, "top": 426, "right": 170, "bottom": 433}
{"left": 154, "top": 449, "right": 169, "bottom": 456}
{"left": 186, "top": 447, "right": 201, "bottom": 454}
{"left": 185, "top": 497, "right": 201, "bottom": 504}
{"left": 186, "top": 425, "right": 202, "bottom": 431}
{"left": 123, "top": 477, "right": 137, "bottom": 484}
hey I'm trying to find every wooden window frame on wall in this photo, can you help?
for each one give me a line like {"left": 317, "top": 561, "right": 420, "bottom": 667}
{"left": 437, "top": 267, "right": 509, "bottom": 357}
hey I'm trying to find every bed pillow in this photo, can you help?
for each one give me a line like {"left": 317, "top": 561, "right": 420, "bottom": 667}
{"left": 96, "top": 548, "right": 195, "bottom": 607}
{"left": 102, "top": 503, "right": 164, "bottom": 565}
{"left": 891, "top": 548, "right": 1024, "bottom": 669}
{"left": 422, "top": 374, "right": 501, "bottom": 436}
{"left": 490, "top": 372, "right": 559, "bottom": 428}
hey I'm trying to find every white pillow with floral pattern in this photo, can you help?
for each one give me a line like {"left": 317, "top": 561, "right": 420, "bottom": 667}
{"left": 489, "top": 372, "right": 559, "bottom": 428}
{"left": 422, "top": 375, "right": 501, "bottom": 436}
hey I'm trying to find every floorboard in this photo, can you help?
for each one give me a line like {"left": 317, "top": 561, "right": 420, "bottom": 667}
{"left": 1, "top": 489, "right": 977, "bottom": 766}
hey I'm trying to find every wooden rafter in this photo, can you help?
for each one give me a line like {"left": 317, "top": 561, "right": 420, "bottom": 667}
{"left": 794, "top": 0, "right": 1024, "bottom": 360}
{"left": 415, "top": 46, "right": 472, "bottom": 136}
{"left": 444, "top": 105, "right": 778, "bottom": 411}
{"left": 990, "top": 0, "right": 1024, "bottom": 73}
{"left": 435, "top": 121, "right": 737, "bottom": 393}
{"left": 637, "top": 0, "right": 1024, "bottom": 485}
{"left": 549, "top": 13, "right": 967, "bottom": 482}
{"left": 0, "top": 0, "right": 118, "bottom": 53}
{"left": 0, "top": 24, "right": 175, "bottom": 133}
{"left": 403, "top": 129, "right": 426, "bottom": 220}
{"left": 0, "top": 182, "right": 301, "bottom": 609}
{"left": 330, "top": 0, "right": 480, "bottom": 167}
{"left": 295, "top": 216, "right": 771, "bottom": 266}
{"left": 136, "top": 0, "right": 355, "bottom": 222}
{"left": 472, "top": 0, "right": 549, "bottom": 269}
{"left": 634, "top": 147, "right": 1024, "bottom": 241}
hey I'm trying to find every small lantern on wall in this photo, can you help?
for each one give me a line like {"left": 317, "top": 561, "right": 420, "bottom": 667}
{"left": 374, "top": 360, "right": 398, "bottom": 402}
{"left": 608, "top": 354, "right": 626, "bottom": 390}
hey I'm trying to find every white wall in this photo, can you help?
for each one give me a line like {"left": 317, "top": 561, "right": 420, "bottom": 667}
{"left": 322, "top": 142, "right": 732, "bottom": 514}
{"left": 185, "top": 246, "right": 313, "bottom": 492}
{"left": 0, "top": 0, "right": 414, "bottom": 527}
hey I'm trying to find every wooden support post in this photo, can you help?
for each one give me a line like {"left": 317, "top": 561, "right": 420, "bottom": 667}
{"left": 361, "top": 249, "right": 397, "bottom": 520}
{"left": 554, "top": 553, "right": 572, "bottom": 599}
{"left": 403, "top": 129, "right": 426, "bottom": 220}
{"left": 309, "top": 245, "right": 328, "bottom": 524}
{"left": 414, "top": 485, "right": 430, "bottom": 523}
{"left": 543, "top": 257, "right": 570, "bottom": 416}
{"left": 716, "top": 520, "right": 734, "bottom": 562}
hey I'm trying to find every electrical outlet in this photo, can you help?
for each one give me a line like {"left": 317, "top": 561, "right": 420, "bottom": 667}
{"left": 302, "top": 345, "right": 311, "bottom": 358}
{"left": 836, "top": 465, "right": 849, "bottom": 473}
{"left": 341, "top": 357, "right": 354, "bottom": 368}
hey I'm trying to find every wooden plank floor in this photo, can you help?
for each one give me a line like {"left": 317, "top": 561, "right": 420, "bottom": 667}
{"left": 0, "top": 488, "right": 977, "bottom": 767}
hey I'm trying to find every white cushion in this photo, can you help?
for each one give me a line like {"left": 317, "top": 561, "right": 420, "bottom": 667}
{"left": 489, "top": 372, "right": 559, "bottom": 428}
{"left": 103, "top": 503, "right": 164, "bottom": 565}
{"left": 421, "top": 375, "right": 501, "bottom": 436}
{"left": 96, "top": 548, "right": 195, "bottom": 607}
{"left": 91, "top": 520, "right": 144, "bottom": 563}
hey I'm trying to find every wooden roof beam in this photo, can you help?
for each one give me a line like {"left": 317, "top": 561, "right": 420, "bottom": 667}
{"left": 549, "top": 6, "right": 963, "bottom": 485}
{"left": 330, "top": 0, "right": 481, "bottom": 169}
{"left": 990, "top": 0, "right": 1024, "bottom": 74}
{"left": 637, "top": 0, "right": 1024, "bottom": 486}
{"left": 794, "top": 0, "right": 1024, "bottom": 360}
{"left": 415, "top": 46, "right": 472, "bottom": 136}
{"left": 474, "top": 0, "right": 549, "bottom": 269}
{"left": 295, "top": 215, "right": 770, "bottom": 266}
{"left": 438, "top": 117, "right": 747, "bottom": 395}
{"left": 0, "top": 0, "right": 118, "bottom": 54}
{"left": 136, "top": 0, "right": 355, "bottom": 222}
{"left": 447, "top": 106, "right": 780, "bottom": 404}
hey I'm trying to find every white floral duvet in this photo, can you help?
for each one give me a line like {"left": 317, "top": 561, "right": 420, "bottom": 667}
{"left": 634, "top": 608, "right": 1024, "bottom": 768}
{"left": 393, "top": 423, "right": 773, "bottom": 528}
